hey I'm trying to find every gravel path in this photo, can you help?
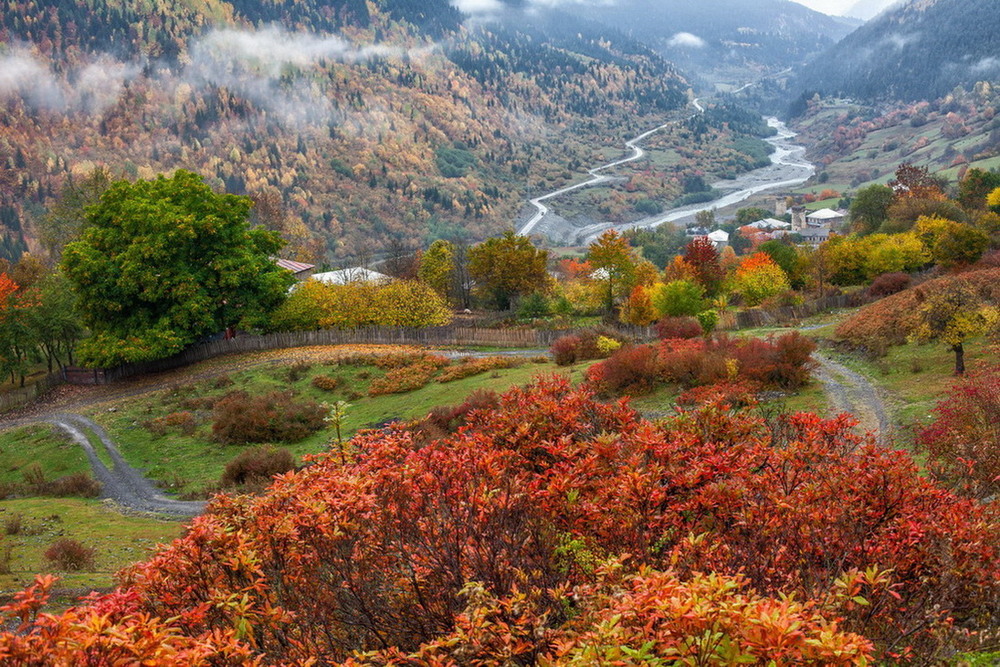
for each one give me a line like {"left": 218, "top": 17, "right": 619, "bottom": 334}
{"left": 812, "top": 351, "right": 893, "bottom": 441}
{"left": 47, "top": 413, "right": 204, "bottom": 517}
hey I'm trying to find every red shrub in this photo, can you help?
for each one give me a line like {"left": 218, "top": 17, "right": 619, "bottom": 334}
{"left": 585, "top": 345, "right": 662, "bottom": 395}
{"left": 677, "top": 380, "right": 760, "bottom": 408}
{"left": 44, "top": 538, "right": 95, "bottom": 571}
{"left": 220, "top": 446, "right": 297, "bottom": 490}
{"left": 917, "top": 364, "right": 1000, "bottom": 498}
{"left": 212, "top": 391, "right": 326, "bottom": 444}
{"left": 550, "top": 335, "right": 581, "bottom": 366}
{"left": 4, "top": 380, "right": 999, "bottom": 663}
{"left": 654, "top": 316, "right": 703, "bottom": 340}
{"left": 868, "top": 271, "right": 912, "bottom": 297}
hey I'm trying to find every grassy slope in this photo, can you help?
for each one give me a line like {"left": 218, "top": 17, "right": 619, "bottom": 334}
{"left": 0, "top": 497, "right": 183, "bottom": 594}
{"left": 0, "top": 425, "right": 91, "bottom": 486}
{"left": 88, "top": 356, "right": 583, "bottom": 497}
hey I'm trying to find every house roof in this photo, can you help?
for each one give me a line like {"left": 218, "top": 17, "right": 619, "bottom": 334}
{"left": 806, "top": 208, "right": 844, "bottom": 220}
{"left": 274, "top": 258, "right": 315, "bottom": 274}
{"left": 312, "top": 268, "right": 393, "bottom": 285}
{"left": 747, "top": 218, "right": 791, "bottom": 229}
{"left": 707, "top": 230, "right": 729, "bottom": 242}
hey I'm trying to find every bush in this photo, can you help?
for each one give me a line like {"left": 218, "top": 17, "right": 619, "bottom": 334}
{"left": 585, "top": 345, "right": 663, "bottom": 395}
{"left": 220, "top": 446, "right": 297, "bottom": 489}
{"left": 49, "top": 473, "right": 102, "bottom": 498}
{"left": 654, "top": 316, "right": 703, "bottom": 340}
{"left": 868, "top": 271, "right": 911, "bottom": 297}
{"left": 212, "top": 391, "right": 327, "bottom": 445}
{"left": 368, "top": 360, "right": 443, "bottom": 396}
{"left": 437, "top": 357, "right": 521, "bottom": 383}
{"left": 145, "top": 411, "right": 197, "bottom": 437}
{"left": 284, "top": 362, "right": 312, "bottom": 383}
{"left": 917, "top": 364, "right": 1000, "bottom": 498}
{"left": 44, "top": 538, "right": 95, "bottom": 571}
{"left": 311, "top": 375, "right": 341, "bottom": 391}
{"left": 550, "top": 335, "right": 581, "bottom": 366}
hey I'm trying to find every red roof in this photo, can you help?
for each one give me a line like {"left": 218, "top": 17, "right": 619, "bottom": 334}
{"left": 274, "top": 258, "right": 315, "bottom": 273}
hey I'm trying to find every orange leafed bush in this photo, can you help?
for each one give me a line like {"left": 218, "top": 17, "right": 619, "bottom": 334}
{"left": 1, "top": 379, "right": 998, "bottom": 663}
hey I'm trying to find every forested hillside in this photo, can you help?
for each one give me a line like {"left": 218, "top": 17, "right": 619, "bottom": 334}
{"left": 797, "top": 0, "right": 1000, "bottom": 102}
{"left": 0, "top": 0, "right": 688, "bottom": 262}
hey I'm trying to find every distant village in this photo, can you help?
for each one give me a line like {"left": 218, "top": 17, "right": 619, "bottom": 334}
{"left": 686, "top": 196, "right": 845, "bottom": 249}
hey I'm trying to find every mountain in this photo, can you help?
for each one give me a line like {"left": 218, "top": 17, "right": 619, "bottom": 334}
{"left": 796, "top": 0, "right": 1000, "bottom": 102}
{"left": 845, "top": 0, "right": 901, "bottom": 20}
{"left": 0, "top": 0, "right": 689, "bottom": 262}
{"left": 564, "top": 0, "right": 859, "bottom": 78}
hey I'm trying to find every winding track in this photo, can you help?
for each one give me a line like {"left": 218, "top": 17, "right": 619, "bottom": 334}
{"left": 518, "top": 98, "right": 705, "bottom": 237}
{"left": 811, "top": 351, "right": 893, "bottom": 441}
{"left": 47, "top": 413, "right": 205, "bottom": 517}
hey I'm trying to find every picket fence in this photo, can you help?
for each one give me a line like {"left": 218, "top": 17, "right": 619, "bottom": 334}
{"left": 0, "top": 371, "right": 64, "bottom": 414}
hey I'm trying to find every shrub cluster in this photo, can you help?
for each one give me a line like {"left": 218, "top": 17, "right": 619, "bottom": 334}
{"left": 310, "top": 375, "right": 341, "bottom": 392}
{"left": 19, "top": 380, "right": 990, "bottom": 663}
{"left": 867, "top": 271, "right": 911, "bottom": 297}
{"left": 219, "top": 446, "right": 297, "bottom": 490}
{"left": 7, "top": 466, "right": 102, "bottom": 499}
{"left": 144, "top": 411, "right": 197, "bottom": 437}
{"left": 550, "top": 327, "right": 628, "bottom": 366}
{"left": 212, "top": 391, "right": 326, "bottom": 444}
{"left": 586, "top": 332, "right": 817, "bottom": 396}
{"left": 44, "top": 538, "right": 95, "bottom": 572}
{"left": 368, "top": 360, "right": 442, "bottom": 396}
{"left": 654, "top": 316, "right": 703, "bottom": 340}
{"left": 436, "top": 356, "right": 522, "bottom": 383}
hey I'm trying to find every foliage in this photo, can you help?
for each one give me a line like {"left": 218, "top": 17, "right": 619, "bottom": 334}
{"left": 917, "top": 364, "right": 1000, "bottom": 499}
{"left": 271, "top": 279, "right": 452, "bottom": 331}
{"left": 654, "top": 316, "right": 703, "bottom": 340}
{"left": 989, "top": 187, "right": 1000, "bottom": 213}
{"left": 651, "top": 279, "right": 705, "bottom": 318}
{"left": 1, "top": 379, "right": 991, "bottom": 661}
{"left": 683, "top": 237, "right": 723, "bottom": 296}
{"left": 468, "top": 232, "right": 549, "bottom": 310}
{"left": 732, "top": 252, "right": 790, "bottom": 306}
{"left": 417, "top": 239, "right": 455, "bottom": 298}
{"left": 62, "top": 171, "right": 293, "bottom": 366}
{"left": 867, "top": 272, "right": 911, "bottom": 297}
{"left": 850, "top": 184, "right": 894, "bottom": 235}
{"left": 908, "top": 280, "right": 998, "bottom": 375}
{"left": 587, "top": 332, "right": 816, "bottom": 394}
{"left": 619, "top": 285, "right": 657, "bottom": 326}
{"left": 824, "top": 234, "right": 927, "bottom": 286}
{"left": 586, "top": 230, "right": 637, "bottom": 314}
{"left": 212, "top": 391, "right": 327, "bottom": 444}
{"left": 549, "top": 328, "right": 626, "bottom": 366}
{"left": 890, "top": 163, "right": 946, "bottom": 201}
{"left": 220, "top": 446, "right": 296, "bottom": 490}
{"left": 516, "top": 292, "right": 550, "bottom": 320}
{"left": 958, "top": 169, "right": 1000, "bottom": 211}
{"left": 311, "top": 375, "right": 341, "bottom": 392}
{"left": 436, "top": 356, "right": 523, "bottom": 383}
{"left": 368, "top": 356, "right": 449, "bottom": 396}
{"left": 44, "top": 539, "right": 95, "bottom": 572}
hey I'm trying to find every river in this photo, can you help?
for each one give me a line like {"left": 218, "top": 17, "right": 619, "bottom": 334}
{"left": 518, "top": 115, "right": 815, "bottom": 246}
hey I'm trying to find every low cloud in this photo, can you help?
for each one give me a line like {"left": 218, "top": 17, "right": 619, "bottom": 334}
{"left": 971, "top": 57, "right": 1000, "bottom": 75}
{"left": 0, "top": 46, "right": 139, "bottom": 113}
{"left": 880, "top": 32, "right": 919, "bottom": 51}
{"left": 667, "top": 32, "right": 707, "bottom": 48}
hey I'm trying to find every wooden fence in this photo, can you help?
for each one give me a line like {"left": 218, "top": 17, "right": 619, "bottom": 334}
{"left": 716, "top": 292, "right": 872, "bottom": 331}
{"left": 0, "top": 291, "right": 873, "bottom": 411}
{"left": 0, "top": 372, "right": 65, "bottom": 414}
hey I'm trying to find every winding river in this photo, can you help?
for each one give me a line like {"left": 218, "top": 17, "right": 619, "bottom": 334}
{"left": 518, "top": 111, "right": 815, "bottom": 246}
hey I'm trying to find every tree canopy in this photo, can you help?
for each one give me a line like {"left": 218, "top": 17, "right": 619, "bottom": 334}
{"left": 468, "top": 231, "right": 549, "bottom": 310}
{"left": 62, "top": 170, "right": 293, "bottom": 367}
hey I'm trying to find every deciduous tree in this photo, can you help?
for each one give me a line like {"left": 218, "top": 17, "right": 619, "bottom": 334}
{"left": 62, "top": 171, "right": 293, "bottom": 366}
{"left": 908, "top": 281, "right": 997, "bottom": 375}
{"left": 586, "top": 230, "right": 637, "bottom": 315}
{"left": 468, "top": 231, "right": 549, "bottom": 310}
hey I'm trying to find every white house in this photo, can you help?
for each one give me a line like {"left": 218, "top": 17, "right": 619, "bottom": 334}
{"left": 806, "top": 208, "right": 846, "bottom": 227}
{"left": 706, "top": 229, "right": 730, "bottom": 248}
{"left": 746, "top": 218, "right": 791, "bottom": 230}
{"left": 311, "top": 267, "right": 393, "bottom": 285}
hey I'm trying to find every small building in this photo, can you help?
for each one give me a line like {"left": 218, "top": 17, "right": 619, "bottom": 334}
{"left": 311, "top": 267, "right": 393, "bottom": 286}
{"left": 806, "top": 208, "right": 846, "bottom": 227}
{"left": 706, "top": 229, "right": 730, "bottom": 249}
{"left": 791, "top": 206, "right": 808, "bottom": 231}
{"left": 274, "top": 258, "right": 315, "bottom": 281}
{"left": 747, "top": 218, "right": 791, "bottom": 230}
{"left": 799, "top": 226, "right": 832, "bottom": 245}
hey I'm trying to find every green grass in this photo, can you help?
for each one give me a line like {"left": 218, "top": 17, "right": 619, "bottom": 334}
{"left": 0, "top": 497, "right": 183, "bottom": 594}
{"left": 0, "top": 425, "right": 90, "bottom": 486}
{"left": 89, "top": 356, "right": 577, "bottom": 497}
{"left": 827, "top": 336, "right": 991, "bottom": 432}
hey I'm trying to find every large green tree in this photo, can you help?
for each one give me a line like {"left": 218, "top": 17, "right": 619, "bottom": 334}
{"left": 62, "top": 171, "right": 293, "bottom": 367}
{"left": 468, "top": 231, "right": 549, "bottom": 310}
{"left": 587, "top": 230, "right": 637, "bottom": 316}
{"left": 849, "top": 184, "right": 893, "bottom": 235}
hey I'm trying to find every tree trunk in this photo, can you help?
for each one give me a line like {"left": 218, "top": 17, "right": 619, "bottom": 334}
{"left": 952, "top": 342, "right": 966, "bottom": 375}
